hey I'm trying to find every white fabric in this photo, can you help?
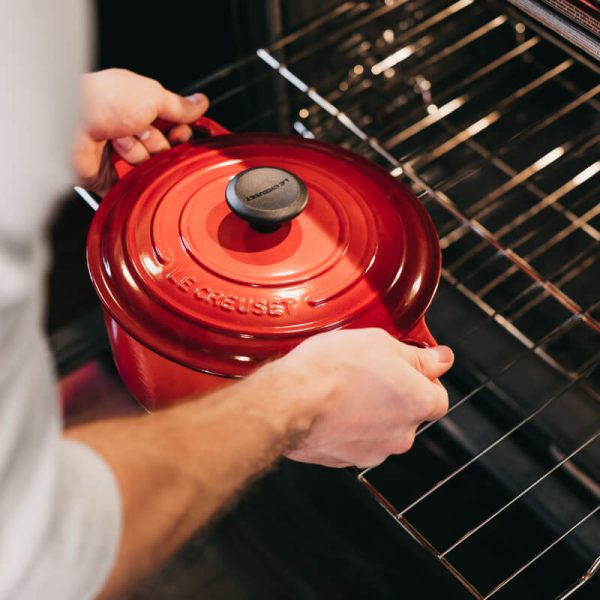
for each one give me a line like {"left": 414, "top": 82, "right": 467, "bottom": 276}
{"left": 0, "top": 1, "right": 122, "bottom": 599}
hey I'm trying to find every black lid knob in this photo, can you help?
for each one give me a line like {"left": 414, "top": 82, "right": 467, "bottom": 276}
{"left": 225, "top": 167, "right": 308, "bottom": 232}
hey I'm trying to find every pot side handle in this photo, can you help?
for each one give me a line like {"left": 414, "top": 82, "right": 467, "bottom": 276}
{"left": 401, "top": 318, "right": 437, "bottom": 348}
{"left": 112, "top": 116, "right": 232, "bottom": 180}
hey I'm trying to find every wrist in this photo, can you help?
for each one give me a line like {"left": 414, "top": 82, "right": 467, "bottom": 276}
{"left": 248, "top": 353, "right": 333, "bottom": 444}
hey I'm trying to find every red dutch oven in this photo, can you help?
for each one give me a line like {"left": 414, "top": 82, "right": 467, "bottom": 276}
{"left": 87, "top": 117, "right": 441, "bottom": 411}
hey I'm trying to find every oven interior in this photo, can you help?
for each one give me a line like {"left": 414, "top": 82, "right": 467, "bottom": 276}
{"left": 52, "top": 1, "right": 600, "bottom": 598}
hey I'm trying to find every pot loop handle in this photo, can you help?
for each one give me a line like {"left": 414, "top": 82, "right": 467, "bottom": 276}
{"left": 401, "top": 318, "right": 437, "bottom": 348}
{"left": 111, "top": 116, "right": 231, "bottom": 180}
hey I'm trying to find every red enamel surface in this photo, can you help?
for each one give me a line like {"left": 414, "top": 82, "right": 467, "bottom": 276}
{"left": 87, "top": 119, "right": 441, "bottom": 407}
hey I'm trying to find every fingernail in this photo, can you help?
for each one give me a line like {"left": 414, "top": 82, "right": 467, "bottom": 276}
{"left": 186, "top": 92, "right": 208, "bottom": 106}
{"left": 136, "top": 129, "right": 151, "bottom": 142}
{"left": 114, "top": 136, "right": 134, "bottom": 151}
{"left": 428, "top": 345, "right": 454, "bottom": 363}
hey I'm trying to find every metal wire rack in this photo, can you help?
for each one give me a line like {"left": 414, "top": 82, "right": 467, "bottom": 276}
{"left": 181, "top": 1, "right": 600, "bottom": 597}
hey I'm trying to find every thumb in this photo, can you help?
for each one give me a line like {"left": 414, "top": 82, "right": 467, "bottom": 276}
{"left": 401, "top": 344, "right": 454, "bottom": 380}
{"left": 157, "top": 90, "right": 209, "bottom": 124}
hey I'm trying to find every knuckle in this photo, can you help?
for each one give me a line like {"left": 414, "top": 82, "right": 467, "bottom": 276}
{"left": 128, "top": 155, "right": 147, "bottom": 166}
{"left": 414, "top": 351, "right": 427, "bottom": 373}
{"left": 118, "top": 115, "right": 132, "bottom": 131}
{"left": 106, "top": 67, "right": 127, "bottom": 77}
{"left": 118, "top": 111, "right": 147, "bottom": 134}
{"left": 436, "top": 387, "right": 450, "bottom": 416}
{"left": 397, "top": 342, "right": 421, "bottom": 368}
{"left": 428, "top": 386, "right": 449, "bottom": 419}
{"left": 356, "top": 454, "right": 387, "bottom": 469}
{"left": 149, "top": 130, "right": 170, "bottom": 150}
{"left": 380, "top": 328, "right": 395, "bottom": 342}
{"left": 366, "top": 327, "right": 388, "bottom": 340}
{"left": 422, "top": 386, "right": 437, "bottom": 408}
{"left": 150, "top": 77, "right": 164, "bottom": 93}
{"left": 389, "top": 434, "right": 414, "bottom": 455}
{"left": 373, "top": 328, "right": 398, "bottom": 349}
{"left": 413, "top": 388, "right": 437, "bottom": 422}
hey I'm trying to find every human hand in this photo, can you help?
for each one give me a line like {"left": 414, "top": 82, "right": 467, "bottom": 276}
{"left": 73, "top": 68, "right": 209, "bottom": 195}
{"left": 274, "top": 329, "right": 453, "bottom": 468}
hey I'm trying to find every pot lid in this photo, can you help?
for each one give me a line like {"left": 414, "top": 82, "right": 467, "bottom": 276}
{"left": 87, "top": 119, "right": 440, "bottom": 377}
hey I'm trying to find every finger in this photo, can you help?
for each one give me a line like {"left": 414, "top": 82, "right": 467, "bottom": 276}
{"left": 386, "top": 431, "right": 416, "bottom": 456}
{"left": 74, "top": 139, "right": 115, "bottom": 197}
{"left": 284, "top": 450, "right": 350, "bottom": 468}
{"left": 168, "top": 124, "right": 193, "bottom": 145}
{"left": 112, "top": 136, "right": 151, "bottom": 165}
{"left": 399, "top": 344, "right": 454, "bottom": 380}
{"left": 424, "top": 381, "right": 449, "bottom": 421}
{"left": 354, "top": 453, "right": 389, "bottom": 469}
{"left": 322, "top": 440, "right": 392, "bottom": 469}
{"left": 89, "top": 144, "right": 115, "bottom": 197}
{"left": 157, "top": 90, "right": 209, "bottom": 124}
{"left": 136, "top": 126, "right": 170, "bottom": 155}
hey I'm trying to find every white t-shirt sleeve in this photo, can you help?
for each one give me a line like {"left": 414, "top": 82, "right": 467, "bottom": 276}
{"left": 0, "top": 1, "right": 122, "bottom": 599}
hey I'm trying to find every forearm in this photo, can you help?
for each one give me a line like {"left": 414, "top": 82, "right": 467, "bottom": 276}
{"left": 66, "top": 361, "right": 316, "bottom": 599}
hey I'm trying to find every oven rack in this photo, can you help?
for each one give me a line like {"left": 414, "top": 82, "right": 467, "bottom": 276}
{"left": 180, "top": 0, "right": 600, "bottom": 597}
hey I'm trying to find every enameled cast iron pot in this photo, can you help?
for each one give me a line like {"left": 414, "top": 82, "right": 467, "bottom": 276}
{"left": 87, "top": 117, "right": 441, "bottom": 411}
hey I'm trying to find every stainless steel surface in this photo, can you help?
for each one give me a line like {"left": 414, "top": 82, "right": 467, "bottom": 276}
{"left": 508, "top": 0, "right": 600, "bottom": 60}
{"left": 74, "top": 186, "right": 99, "bottom": 211}
{"left": 178, "top": 0, "right": 600, "bottom": 596}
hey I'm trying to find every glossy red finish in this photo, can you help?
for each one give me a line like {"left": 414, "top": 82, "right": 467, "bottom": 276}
{"left": 104, "top": 314, "right": 235, "bottom": 410}
{"left": 87, "top": 117, "right": 441, "bottom": 409}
